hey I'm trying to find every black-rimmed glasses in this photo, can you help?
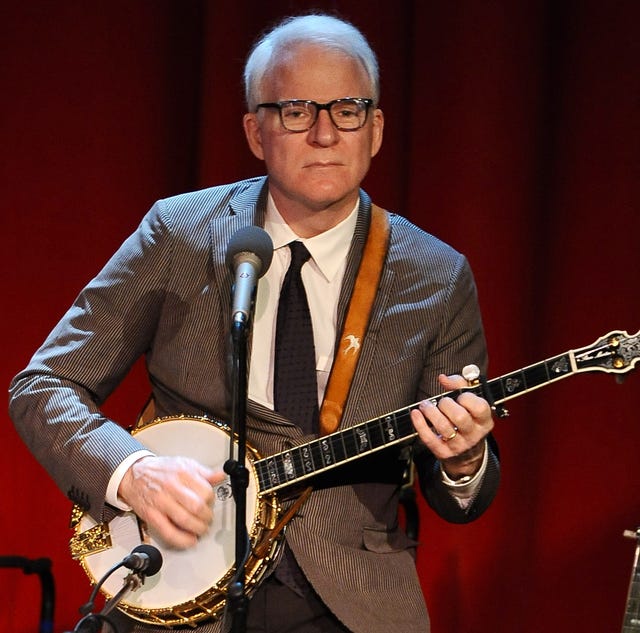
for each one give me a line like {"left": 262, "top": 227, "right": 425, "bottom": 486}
{"left": 256, "top": 98, "right": 374, "bottom": 132}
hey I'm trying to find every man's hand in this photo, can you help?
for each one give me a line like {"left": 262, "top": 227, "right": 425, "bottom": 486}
{"left": 118, "top": 455, "right": 226, "bottom": 549}
{"left": 410, "top": 373, "right": 494, "bottom": 479}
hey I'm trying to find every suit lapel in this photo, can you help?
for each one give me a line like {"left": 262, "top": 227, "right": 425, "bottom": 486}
{"left": 207, "top": 179, "right": 297, "bottom": 437}
{"left": 209, "top": 178, "right": 269, "bottom": 327}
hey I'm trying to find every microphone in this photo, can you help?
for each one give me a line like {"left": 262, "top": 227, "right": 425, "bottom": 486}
{"left": 122, "top": 544, "right": 163, "bottom": 576}
{"left": 70, "top": 545, "right": 164, "bottom": 631}
{"left": 225, "top": 226, "right": 274, "bottom": 325}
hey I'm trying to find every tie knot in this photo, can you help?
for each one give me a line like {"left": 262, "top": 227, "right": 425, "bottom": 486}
{"left": 288, "top": 241, "right": 312, "bottom": 271}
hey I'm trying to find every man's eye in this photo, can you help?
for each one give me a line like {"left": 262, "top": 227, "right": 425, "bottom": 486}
{"left": 283, "top": 107, "right": 311, "bottom": 119}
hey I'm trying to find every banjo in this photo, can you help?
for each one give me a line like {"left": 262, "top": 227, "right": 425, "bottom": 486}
{"left": 69, "top": 329, "right": 639, "bottom": 627}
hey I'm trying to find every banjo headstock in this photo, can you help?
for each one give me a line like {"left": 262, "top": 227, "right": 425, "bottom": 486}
{"left": 573, "top": 330, "right": 640, "bottom": 377}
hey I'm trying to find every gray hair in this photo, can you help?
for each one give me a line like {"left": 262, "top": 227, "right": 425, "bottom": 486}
{"left": 243, "top": 14, "right": 380, "bottom": 112}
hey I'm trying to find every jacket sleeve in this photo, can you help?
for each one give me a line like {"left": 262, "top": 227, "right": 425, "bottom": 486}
{"left": 412, "top": 253, "right": 501, "bottom": 523}
{"left": 415, "top": 434, "right": 500, "bottom": 523}
{"left": 8, "top": 201, "right": 172, "bottom": 520}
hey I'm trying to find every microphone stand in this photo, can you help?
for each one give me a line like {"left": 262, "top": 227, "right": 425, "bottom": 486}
{"left": 99, "top": 570, "right": 144, "bottom": 621}
{"left": 222, "top": 225, "right": 273, "bottom": 632}
{"left": 67, "top": 569, "right": 144, "bottom": 633}
{"left": 223, "top": 315, "right": 251, "bottom": 632}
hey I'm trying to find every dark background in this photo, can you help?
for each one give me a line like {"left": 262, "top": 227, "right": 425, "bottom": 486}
{"left": 2, "top": 1, "right": 638, "bottom": 631}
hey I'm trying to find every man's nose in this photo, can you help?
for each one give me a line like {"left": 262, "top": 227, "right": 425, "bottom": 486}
{"left": 308, "top": 109, "right": 340, "bottom": 145}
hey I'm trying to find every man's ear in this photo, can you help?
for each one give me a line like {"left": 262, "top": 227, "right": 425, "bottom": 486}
{"left": 243, "top": 113, "right": 265, "bottom": 160}
{"left": 370, "top": 108, "right": 384, "bottom": 158}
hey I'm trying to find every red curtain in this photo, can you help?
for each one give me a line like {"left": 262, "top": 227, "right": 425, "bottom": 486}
{"left": 2, "top": 2, "right": 638, "bottom": 632}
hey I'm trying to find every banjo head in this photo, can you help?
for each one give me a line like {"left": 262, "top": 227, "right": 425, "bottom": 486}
{"left": 69, "top": 415, "right": 281, "bottom": 627}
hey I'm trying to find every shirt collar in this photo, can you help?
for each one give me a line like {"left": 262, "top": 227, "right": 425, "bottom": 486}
{"left": 264, "top": 194, "right": 359, "bottom": 282}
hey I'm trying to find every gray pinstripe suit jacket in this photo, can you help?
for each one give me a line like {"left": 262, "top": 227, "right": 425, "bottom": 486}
{"left": 9, "top": 176, "right": 499, "bottom": 632}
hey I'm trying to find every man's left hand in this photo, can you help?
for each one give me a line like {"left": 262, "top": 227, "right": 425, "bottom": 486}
{"left": 410, "top": 373, "right": 494, "bottom": 479}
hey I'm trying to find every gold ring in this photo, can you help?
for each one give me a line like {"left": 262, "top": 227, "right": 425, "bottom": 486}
{"left": 442, "top": 427, "right": 459, "bottom": 442}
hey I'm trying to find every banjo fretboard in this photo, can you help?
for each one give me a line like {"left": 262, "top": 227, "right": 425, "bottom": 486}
{"left": 254, "top": 330, "right": 639, "bottom": 494}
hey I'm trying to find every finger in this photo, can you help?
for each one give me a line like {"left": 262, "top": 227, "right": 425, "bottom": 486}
{"left": 455, "top": 391, "right": 494, "bottom": 426}
{"left": 436, "top": 394, "right": 490, "bottom": 434}
{"left": 438, "top": 373, "right": 467, "bottom": 390}
{"left": 416, "top": 398, "right": 463, "bottom": 439}
{"left": 143, "top": 505, "right": 200, "bottom": 550}
{"left": 410, "top": 402, "right": 457, "bottom": 455}
{"left": 434, "top": 397, "right": 471, "bottom": 432}
{"left": 163, "top": 469, "right": 220, "bottom": 526}
{"left": 164, "top": 492, "right": 213, "bottom": 537}
{"left": 177, "top": 469, "right": 217, "bottom": 507}
{"left": 437, "top": 373, "right": 494, "bottom": 429}
{"left": 203, "top": 468, "right": 227, "bottom": 486}
{"left": 139, "top": 482, "right": 214, "bottom": 544}
{"left": 178, "top": 483, "right": 214, "bottom": 524}
{"left": 412, "top": 396, "right": 491, "bottom": 461}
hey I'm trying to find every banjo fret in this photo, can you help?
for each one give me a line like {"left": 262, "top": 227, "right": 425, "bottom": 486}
{"left": 486, "top": 352, "right": 576, "bottom": 406}
{"left": 329, "top": 431, "right": 348, "bottom": 463}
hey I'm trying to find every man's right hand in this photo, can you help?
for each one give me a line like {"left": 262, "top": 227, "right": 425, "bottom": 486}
{"left": 118, "top": 455, "right": 226, "bottom": 549}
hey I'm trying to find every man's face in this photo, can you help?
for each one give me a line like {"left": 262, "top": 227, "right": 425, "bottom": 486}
{"left": 243, "top": 44, "right": 384, "bottom": 224}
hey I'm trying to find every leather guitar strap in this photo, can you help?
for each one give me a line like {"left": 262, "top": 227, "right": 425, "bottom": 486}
{"left": 318, "top": 203, "right": 391, "bottom": 436}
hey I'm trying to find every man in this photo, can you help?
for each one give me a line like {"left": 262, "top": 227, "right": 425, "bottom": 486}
{"left": 9, "top": 13, "right": 499, "bottom": 633}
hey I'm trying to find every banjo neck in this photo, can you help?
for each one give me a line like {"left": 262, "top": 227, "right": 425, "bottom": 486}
{"left": 254, "top": 329, "right": 639, "bottom": 495}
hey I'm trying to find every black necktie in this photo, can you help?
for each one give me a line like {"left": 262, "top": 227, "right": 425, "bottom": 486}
{"left": 273, "top": 242, "right": 319, "bottom": 594}
{"left": 273, "top": 241, "right": 319, "bottom": 435}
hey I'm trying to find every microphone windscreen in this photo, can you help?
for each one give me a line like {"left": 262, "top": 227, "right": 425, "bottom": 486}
{"left": 225, "top": 226, "right": 274, "bottom": 277}
{"left": 132, "top": 544, "right": 163, "bottom": 576}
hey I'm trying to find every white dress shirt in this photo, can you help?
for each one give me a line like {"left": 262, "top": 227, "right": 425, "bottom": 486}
{"left": 248, "top": 194, "right": 357, "bottom": 409}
